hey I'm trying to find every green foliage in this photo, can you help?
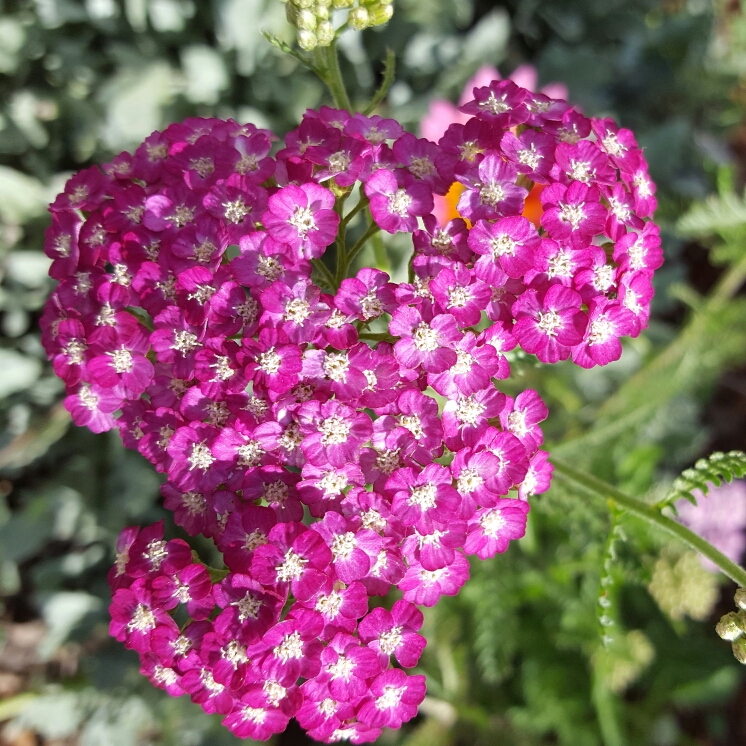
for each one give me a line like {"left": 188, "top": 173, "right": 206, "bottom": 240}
{"left": 659, "top": 450, "right": 746, "bottom": 508}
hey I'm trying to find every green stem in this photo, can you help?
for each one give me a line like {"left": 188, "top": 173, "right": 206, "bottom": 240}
{"left": 592, "top": 670, "right": 626, "bottom": 746}
{"left": 311, "top": 258, "right": 337, "bottom": 291}
{"left": 552, "top": 457, "right": 746, "bottom": 588}
{"left": 363, "top": 49, "right": 396, "bottom": 115}
{"left": 313, "top": 42, "right": 352, "bottom": 111}
{"left": 338, "top": 221, "right": 381, "bottom": 282}
{"left": 359, "top": 332, "right": 396, "bottom": 343}
{"left": 342, "top": 192, "right": 369, "bottom": 227}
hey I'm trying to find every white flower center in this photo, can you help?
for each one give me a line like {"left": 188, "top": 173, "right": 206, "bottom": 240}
{"left": 479, "top": 508, "right": 506, "bottom": 538}
{"left": 284, "top": 298, "right": 311, "bottom": 325}
{"left": 222, "top": 639, "right": 248, "bottom": 666}
{"left": 319, "top": 470, "right": 348, "bottom": 496}
{"left": 289, "top": 206, "right": 317, "bottom": 238}
{"left": 409, "top": 156, "right": 435, "bottom": 179}
{"left": 388, "top": 188, "right": 412, "bottom": 217}
{"left": 360, "top": 292, "right": 384, "bottom": 319}
{"left": 378, "top": 626, "right": 403, "bottom": 655}
{"left": 324, "top": 352, "right": 350, "bottom": 382}
{"left": 331, "top": 532, "right": 357, "bottom": 561}
{"left": 457, "top": 467, "right": 483, "bottom": 494}
{"left": 409, "top": 482, "right": 437, "bottom": 510}
{"left": 517, "top": 144, "right": 542, "bottom": 170}
{"left": 447, "top": 286, "right": 472, "bottom": 309}
{"left": 210, "top": 356, "right": 234, "bottom": 381}
{"left": 479, "top": 181, "right": 505, "bottom": 207}
{"left": 588, "top": 317, "right": 614, "bottom": 345}
{"left": 223, "top": 198, "right": 250, "bottom": 224}
{"left": 490, "top": 233, "right": 517, "bottom": 257}
{"left": 181, "top": 490, "right": 206, "bottom": 515}
{"left": 547, "top": 249, "right": 573, "bottom": 278}
{"left": 234, "top": 592, "right": 263, "bottom": 621}
{"left": 375, "top": 685, "right": 406, "bottom": 710}
{"left": 480, "top": 91, "right": 510, "bottom": 115}
{"left": 64, "top": 338, "right": 87, "bottom": 364}
{"left": 319, "top": 415, "right": 352, "bottom": 445}
{"left": 78, "top": 385, "right": 98, "bottom": 411}
{"left": 263, "top": 680, "right": 287, "bottom": 705}
{"left": 189, "top": 157, "right": 214, "bottom": 178}
{"left": 327, "top": 655, "right": 355, "bottom": 681}
{"left": 316, "top": 591, "right": 344, "bottom": 618}
{"left": 188, "top": 284, "right": 215, "bottom": 304}
{"left": 237, "top": 439, "right": 264, "bottom": 467}
{"left": 537, "top": 310, "right": 563, "bottom": 337}
{"left": 593, "top": 264, "right": 614, "bottom": 292}
{"left": 412, "top": 323, "right": 440, "bottom": 352}
{"left": 188, "top": 441, "right": 215, "bottom": 471}
{"left": 455, "top": 396, "right": 485, "bottom": 425}
{"left": 361, "top": 508, "right": 386, "bottom": 532}
{"left": 602, "top": 132, "right": 625, "bottom": 156}
{"left": 145, "top": 539, "right": 168, "bottom": 570}
{"left": 264, "top": 480, "right": 289, "bottom": 505}
{"left": 399, "top": 414, "right": 424, "bottom": 440}
{"left": 558, "top": 202, "right": 585, "bottom": 230}
{"left": 276, "top": 549, "right": 308, "bottom": 582}
{"left": 241, "top": 707, "right": 267, "bottom": 724}
{"left": 172, "top": 330, "right": 200, "bottom": 354}
{"left": 452, "top": 350, "right": 474, "bottom": 375}
{"left": 192, "top": 239, "right": 216, "bottom": 263}
{"left": 279, "top": 422, "right": 303, "bottom": 451}
{"left": 274, "top": 631, "right": 304, "bottom": 662}
{"left": 167, "top": 205, "right": 195, "bottom": 228}
{"left": 127, "top": 603, "right": 155, "bottom": 633}
{"left": 508, "top": 410, "right": 528, "bottom": 438}
{"left": 568, "top": 159, "right": 594, "bottom": 183}
{"left": 329, "top": 151, "right": 351, "bottom": 173}
{"left": 376, "top": 449, "right": 401, "bottom": 474}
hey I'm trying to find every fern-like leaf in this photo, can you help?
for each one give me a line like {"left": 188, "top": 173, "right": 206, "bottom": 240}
{"left": 598, "top": 513, "right": 624, "bottom": 648}
{"left": 658, "top": 450, "right": 746, "bottom": 509}
{"left": 677, "top": 191, "right": 746, "bottom": 237}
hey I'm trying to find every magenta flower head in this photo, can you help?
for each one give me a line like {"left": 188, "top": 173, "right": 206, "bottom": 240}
{"left": 40, "top": 66, "right": 660, "bottom": 741}
{"left": 263, "top": 183, "right": 340, "bottom": 260}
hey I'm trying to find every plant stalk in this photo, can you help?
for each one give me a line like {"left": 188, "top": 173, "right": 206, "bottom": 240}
{"left": 313, "top": 42, "right": 352, "bottom": 111}
{"left": 552, "top": 457, "right": 746, "bottom": 588}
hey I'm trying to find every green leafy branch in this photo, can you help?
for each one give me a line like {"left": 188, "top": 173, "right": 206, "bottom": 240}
{"left": 656, "top": 450, "right": 746, "bottom": 509}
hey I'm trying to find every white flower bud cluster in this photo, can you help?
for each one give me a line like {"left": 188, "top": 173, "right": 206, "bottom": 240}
{"left": 717, "top": 588, "right": 746, "bottom": 664}
{"left": 282, "top": 0, "right": 393, "bottom": 50}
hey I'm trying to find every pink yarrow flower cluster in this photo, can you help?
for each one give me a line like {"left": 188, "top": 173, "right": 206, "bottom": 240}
{"left": 41, "top": 78, "right": 659, "bottom": 741}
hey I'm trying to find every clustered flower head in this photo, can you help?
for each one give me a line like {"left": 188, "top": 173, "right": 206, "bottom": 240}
{"left": 282, "top": 0, "right": 394, "bottom": 50}
{"left": 41, "top": 78, "right": 659, "bottom": 741}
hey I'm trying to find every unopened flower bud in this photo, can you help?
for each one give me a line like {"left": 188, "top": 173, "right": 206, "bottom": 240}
{"left": 315, "top": 4, "right": 330, "bottom": 20}
{"left": 296, "top": 8, "right": 317, "bottom": 30}
{"left": 292, "top": 0, "right": 315, "bottom": 8}
{"left": 369, "top": 4, "right": 393, "bottom": 24}
{"left": 315, "top": 0, "right": 332, "bottom": 6}
{"left": 735, "top": 588, "right": 746, "bottom": 610}
{"left": 716, "top": 611, "right": 746, "bottom": 641}
{"left": 733, "top": 637, "right": 746, "bottom": 664}
{"left": 316, "top": 20, "right": 335, "bottom": 45}
{"left": 348, "top": 7, "right": 370, "bottom": 29}
{"left": 297, "top": 29, "right": 318, "bottom": 49}
{"left": 332, "top": 0, "right": 354, "bottom": 7}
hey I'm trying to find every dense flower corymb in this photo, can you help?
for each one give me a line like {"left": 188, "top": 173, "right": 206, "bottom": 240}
{"left": 41, "top": 70, "right": 659, "bottom": 741}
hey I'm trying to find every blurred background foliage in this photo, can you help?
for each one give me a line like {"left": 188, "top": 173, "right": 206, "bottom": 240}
{"left": 2, "top": 0, "right": 746, "bottom": 744}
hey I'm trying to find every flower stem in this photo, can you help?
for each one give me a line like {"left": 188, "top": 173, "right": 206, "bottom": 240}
{"left": 359, "top": 332, "right": 396, "bottom": 343}
{"left": 552, "top": 457, "right": 746, "bottom": 588}
{"left": 311, "top": 258, "right": 337, "bottom": 291}
{"left": 342, "top": 192, "right": 370, "bottom": 227}
{"left": 313, "top": 42, "right": 352, "bottom": 111}
{"left": 338, "top": 221, "right": 381, "bottom": 283}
